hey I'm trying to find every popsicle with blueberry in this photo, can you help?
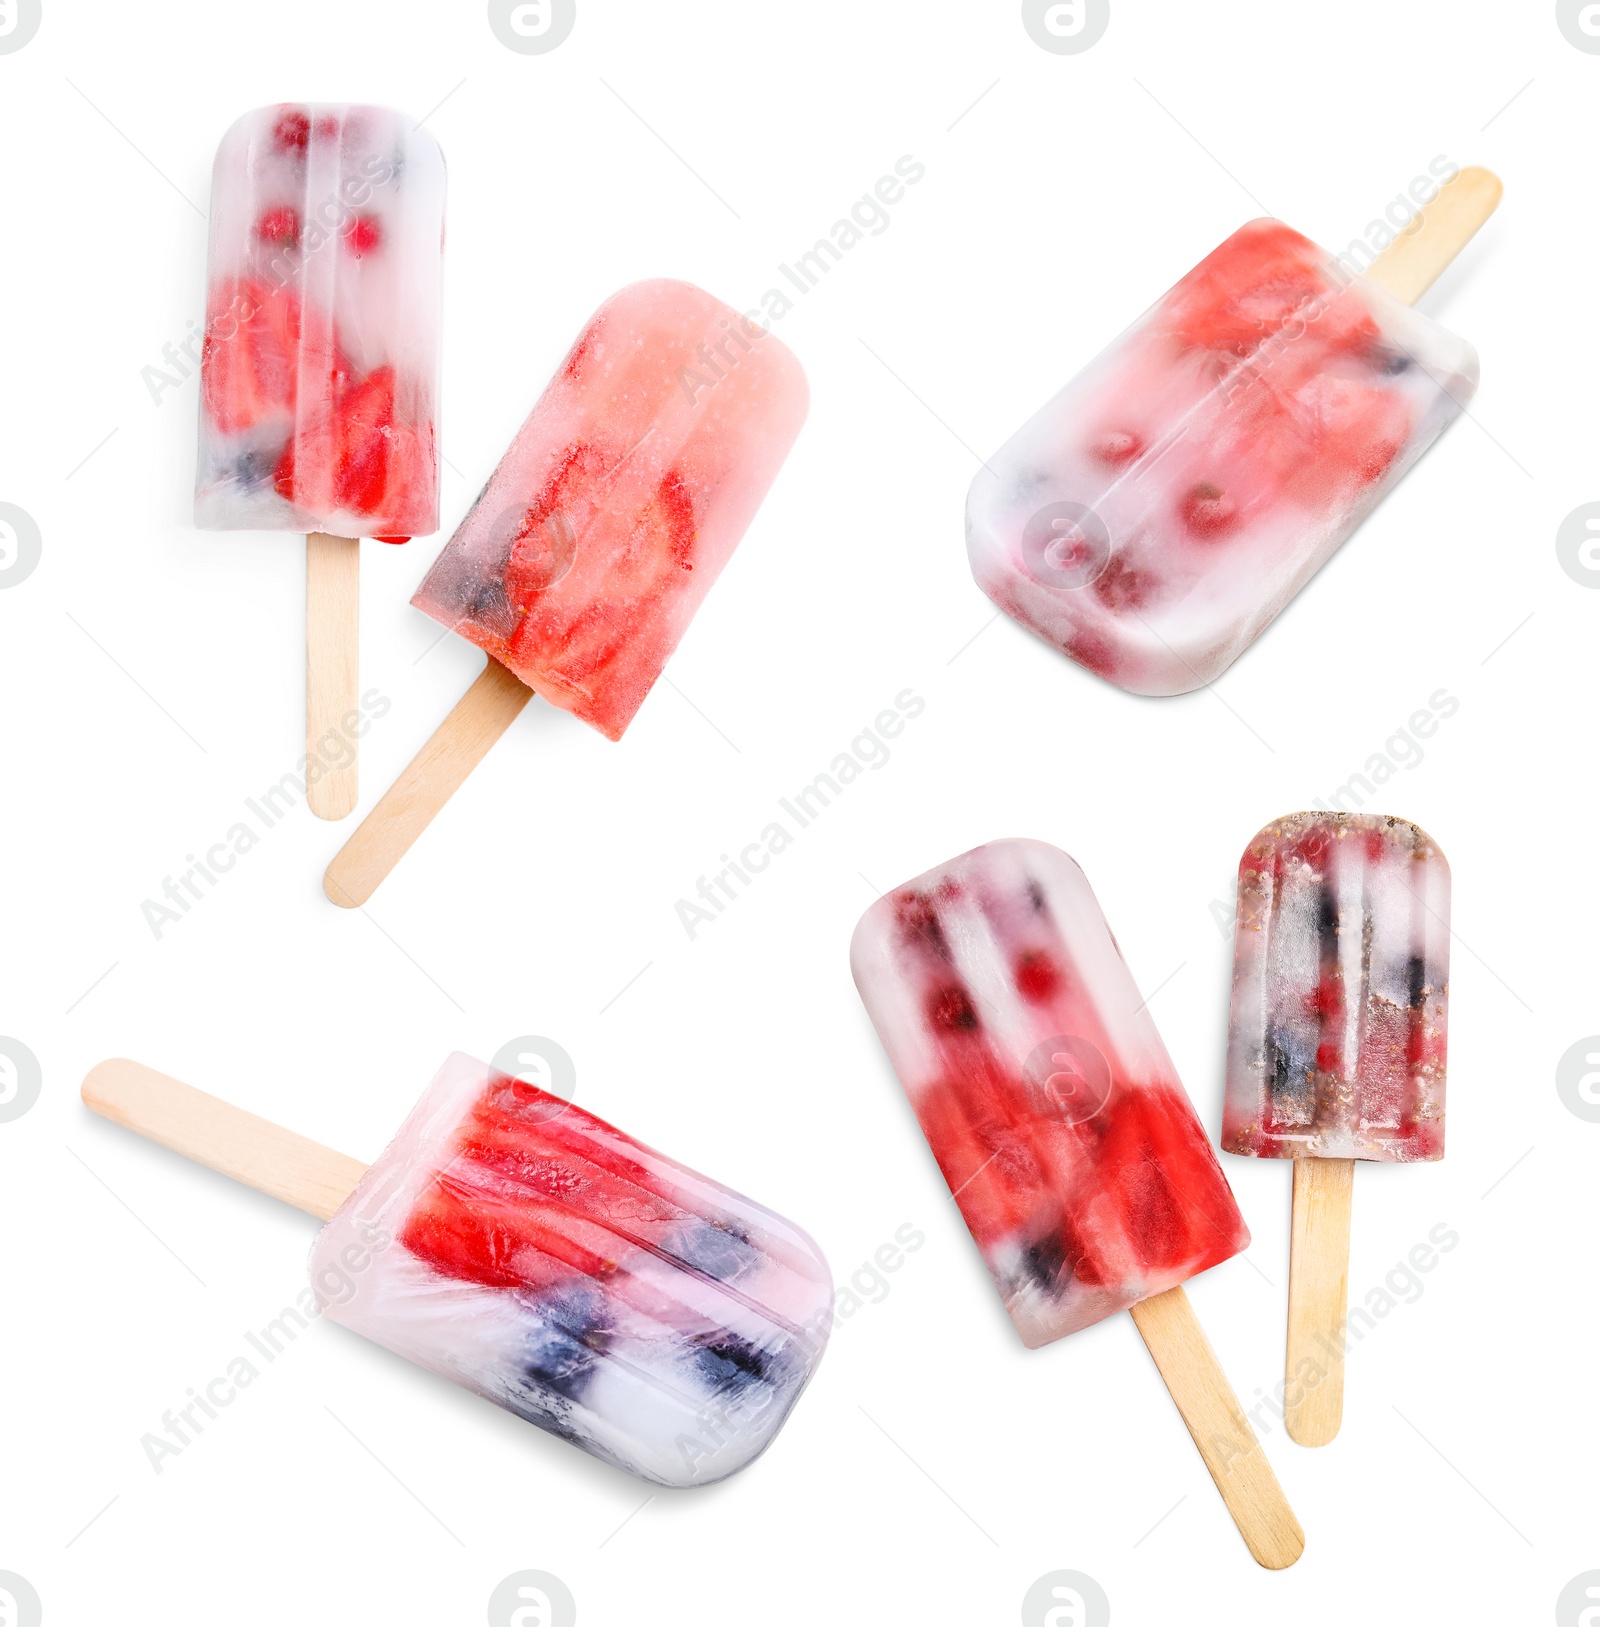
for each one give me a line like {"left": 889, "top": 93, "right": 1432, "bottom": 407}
{"left": 196, "top": 104, "right": 445, "bottom": 818}
{"left": 323, "top": 278, "right": 808, "bottom": 904}
{"left": 966, "top": 167, "right": 1500, "bottom": 694}
{"left": 851, "top": 838, "right": 1303, "bottom": 1568}
{"left": 80, "top": 1053, "right": 832, "bottom": 1487}
{"left": 1222, "top": 812, "right": 1449, "bottom": 1446}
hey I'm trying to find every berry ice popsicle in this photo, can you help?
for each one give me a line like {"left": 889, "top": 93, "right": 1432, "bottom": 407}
{"left": 81, "top": 1055, "right": 832, "bottom": 1488}
{"left": 967, "top": 170, "right": 1498, "bottom": 696}
{"left": 851, "top": 839, "right": 1302, "bottom": 1567}
{"left": 196, "top": 104, "right": 446, "bottom": 819}
{"left": 1221, "top": 812, "right": 1450, "bottom": 1446}
{"left": 1223, "top": 812, "right": 1450, "bottom": 1163}
{"left": 325, "top": 279, "right": 807, "bottom": 905}
{"left": 197, "top": 104, "right": 443, "bottom": 538}
{"left": 412, "top": 279, "right": 805, "bottom": 742}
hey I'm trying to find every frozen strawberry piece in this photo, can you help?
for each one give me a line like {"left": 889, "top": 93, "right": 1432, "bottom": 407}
{"left": 273, "top": 366, "right": 433, "bottom": 525}
{"left": 400, "top": 1174, "right": 584, "bottom": 1292}
{"left": 507, "top": 469, "right": 696, "bottom": 674}
{"left": 201, "top": 278, "right": 301, "bottom": 432}
{"left": 1223, "top": 812, "right": 1450, "bottom": 1162}
{"left": 1165, "top": 220, "right": 1380, "bottom": 360}
{"left": 499, "top": 440, "right": 616, "bottom": 614}
{"left": 851, "top": 838, "right": 1249, "bottom": 1347}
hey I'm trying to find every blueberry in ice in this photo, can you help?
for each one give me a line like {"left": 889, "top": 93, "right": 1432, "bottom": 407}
{"left": 1265, "top": 1026, "right": 1316, "bottom": 1121}
{"left": 230, "top": 448, "right": 278, "bottom": 488}
{"left": 462, "top": 575, "right": 517, "bottom": 633}
{"left": 671, "top": 1219, "right": 755, "bottom": 1281}
{"left": 1016, "top": 1234, "right": 1068, "bottom": 1299}
{"left": 689, "top": 1331, "right": 779, "bottom": 1399}
{"left": 519, "top": 1286, "right": 609, "bottom": 1403}
{"left": 1315, "top": 882, "right": 1339, "bottom": 950}
{"left": 1406, "top": 954, "right": 1429, "bottom": 1008}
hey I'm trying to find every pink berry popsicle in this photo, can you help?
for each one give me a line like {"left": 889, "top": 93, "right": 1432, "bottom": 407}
{"left": 325, "top": 279, "right": 808, "bottom": 906}
{"left": 82, "top": 1055, "right": 832, "bottom": 1488}
{"left": 967, "top": 170, "right": 1499, "bottom": 696}
{"left": 1221, "top": 812, "right": 1450, "bottom": 1447}
{"left": 196, "top": 104, "right": 446, "bottom": 819}
{"left": 412, "top": 280, "right": 805, "bottom": 742}
{"left": 851, "top": 839, "right": 1303, "bottom": 1568}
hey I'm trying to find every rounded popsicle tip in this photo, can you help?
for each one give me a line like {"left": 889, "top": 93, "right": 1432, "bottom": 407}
{"left": 1252, "top": 1515, "right": 1307, "bottom": 1571}
{"left": 1235, "top": 809, "right": 1449, "bottom": 880}
{"left": 81, "top": 1057, "right": 143, "bottom": 1113}
{"left": 851, "top": 835, "right": 1092, "bottom": 968}
{"left": 308, "top": 777, "right": 359, "bottom": 822}
{"left": 1285, "top": 1412, "right": 1341, "bottom": 1449}
{"left": 322, "top": 862, "right": 368, "bottom": 909}
{"left": 1453, "top": 165, "right": 1504, "bottom": 211}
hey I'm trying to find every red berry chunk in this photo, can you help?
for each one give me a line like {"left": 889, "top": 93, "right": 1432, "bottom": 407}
{"left": 1179, "top": 482, "right": 1238, "bottom": 538}
{"left": 1167, "top": 220, "right": 1378, "bottom": 359}
{"left": 926, "top": 985, "right": 980, "bottom": 1032}
{"left": 1090, "top": 429, "right": 1144, "bottom": 467}
{"left": 274, "top": 364, "right": 432, "bottom": 522}
{"left": 272, "top": 109, "right": 311, "bottom": 153}
{"left": 1013, "top": 951, "right": 1061, "bottom": 1004}
{"left": 397, "top": 1074, "right": 707, "bottom": 1297}
{"left": 255, "top": 206, "right": 300, "bottom": 246}
{"left": 200, "top": 278, "right": 302, "bottom": 433}
{"left": 345, "top": 215, "right": 382, "bottom": 256}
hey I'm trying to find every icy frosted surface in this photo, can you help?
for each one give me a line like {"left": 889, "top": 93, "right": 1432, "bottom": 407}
{"left": 196, "top": 104, "right": 444, "bottom": 539}
{"left": 967, "top": 221, "right": 1478, "bottom": 694}
{"left": 1223, "top": 813, "right": 1450, "bottom": 1162}
{"left": 311, "top": 1054, "right": 832, "bottom": 1487}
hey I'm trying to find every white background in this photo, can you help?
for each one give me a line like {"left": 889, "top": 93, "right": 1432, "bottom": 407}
{"left": 1, "top": 1, "right": 1594, "bottom": 1622}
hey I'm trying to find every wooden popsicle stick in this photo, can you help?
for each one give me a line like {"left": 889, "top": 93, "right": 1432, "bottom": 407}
{"left": 81, "top": 1059, "right": 366, "bottom": 1222}
{"left": 323, "top": 657, "right": 533, "bottom": 907}
{"left": 306, "top": 532, "right": 361, "bottom": 822}
{"left": 1284, "top": 1157, "right": 1355, "bottom": 1447}
{"left": 1362, "top": 165, "right": 1502, "bottom": 306}
{"left": 1129, "top": 1286, "right": 1305, "bottom": 1570}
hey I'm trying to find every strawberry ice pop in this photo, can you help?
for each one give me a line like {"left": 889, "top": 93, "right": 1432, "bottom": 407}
{"left": 196, "top": 104, "right": 445, "bottom": 819}
{"left": 966, "top": 169, "right": 1498, "bottom": 695}
{"left": 1222, "top": 812, "right": 1450, "bottom": 1445}
{"left": 851, "top": 839, "right": 1302, "bottom": 1568}
{"left": 324, "top": 279, "right": 807, "bottom": 905}
{"left": 82, "top": 1055, "right": 832, "bottom": 1488}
